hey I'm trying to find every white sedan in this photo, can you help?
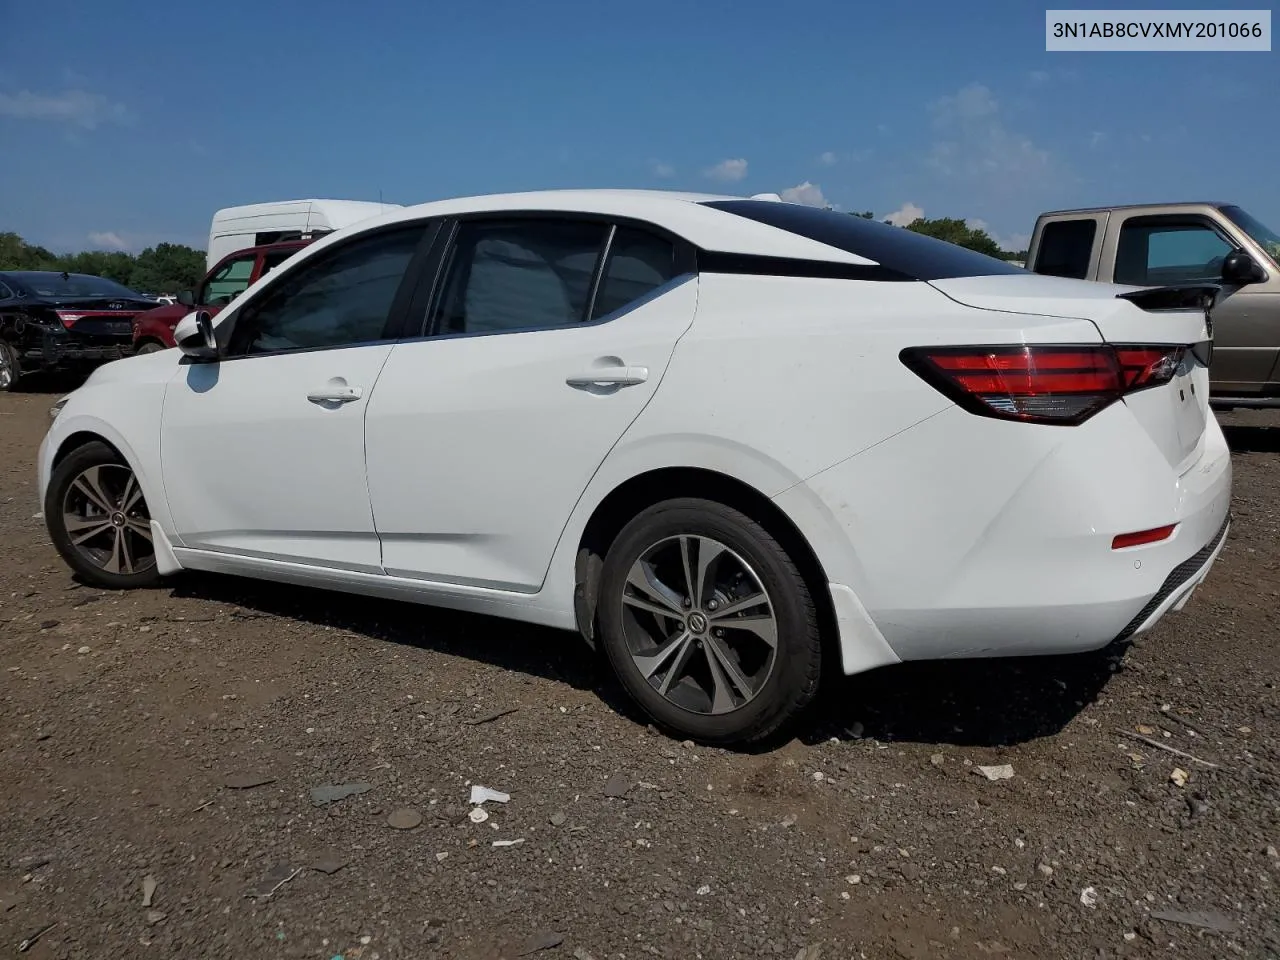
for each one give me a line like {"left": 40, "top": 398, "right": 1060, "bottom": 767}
{"left": 38, "top": 189, "right": 1232, "bottom": 744}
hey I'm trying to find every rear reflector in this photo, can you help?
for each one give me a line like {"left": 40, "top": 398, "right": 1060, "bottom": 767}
{"left": 900, "top": 344, "right": 1188, "bottom": 426}
{"left": 1112, "top": 524, "right": 1177, "bottom": 550}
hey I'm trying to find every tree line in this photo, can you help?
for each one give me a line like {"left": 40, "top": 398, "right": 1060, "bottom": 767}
{"left": 0, "top": 232, "right": 207, "bottom": 295}
{"left": 851, "top": 212, "right": 1027, "bottom": 261}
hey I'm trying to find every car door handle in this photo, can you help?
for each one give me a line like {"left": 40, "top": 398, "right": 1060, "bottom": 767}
{"left": 307, "top": 385, "right": 363, "bottom": 405}
{"left": 566, "top": 365, "right": 649, "bottom": 388}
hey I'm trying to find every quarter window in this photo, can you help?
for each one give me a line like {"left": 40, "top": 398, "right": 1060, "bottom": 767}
{"left": 1115, "top": 220, "right": 1233, "bottom": 286}
{"left": 201, "top": 256, "right": 256, "bottom": 306}
{"left": 229, "top": 226, "right": 422, "bottom": 355}
{"left": 433, "top": 220, "right": 608, "bottom": 335}
{"left": 590, "top": 228, "right": 677, "bottom": 321}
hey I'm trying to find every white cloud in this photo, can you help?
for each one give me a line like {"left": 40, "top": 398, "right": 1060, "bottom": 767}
{"left": 1089, "top": 131, "right": 1106, "bottom": 149}
{"left": 87, "top": 231, "right": 129, "bottom": 251}
{"left": 1029, "top": 70, "right": 1051, "bottom": 85}
{"left": 884, "top": 202, "right": 924, "bottom": 226}
{"left": 0, "top": 89, "right": 129, "bottom": 129}
{"left": 1003, "top": 232, "right": 1031, "bottom": 253}
{"left": 927, "top": 83, "right": 1054, "bottom": 184}
{"left": 818, "top": 150, "right": 838, "bottom": 166}
{"left": 650, "top": 161, "right": 675, "bottom": 178}
{"left": 780, "top": 181, "right": 828, "bottom": 207}
{"left": 704, "top": 158, "right": 748, "bottom": 182}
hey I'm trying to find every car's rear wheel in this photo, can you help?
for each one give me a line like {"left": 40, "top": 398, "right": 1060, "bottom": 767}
{"left": 45, "top": 441, "right": 160, "bottom": 589}
{"left": 597, "top": 498, "right": 822, "bottom": 745}
{"left": 0, "top": 341, "right": 21, "bottom": 392}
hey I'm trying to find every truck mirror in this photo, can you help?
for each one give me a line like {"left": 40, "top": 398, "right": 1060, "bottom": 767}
{"left": 1221, "top": 250, "right": 1267, "bottom": 285}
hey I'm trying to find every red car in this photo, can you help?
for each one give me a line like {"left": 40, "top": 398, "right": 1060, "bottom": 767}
{"left": 131, "top": 241, "right": 309, "bottom": 352}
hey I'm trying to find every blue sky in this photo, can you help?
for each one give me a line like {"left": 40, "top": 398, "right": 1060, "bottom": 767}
{"left": 1, "top": 0, "right": 1276, "bottom": 255}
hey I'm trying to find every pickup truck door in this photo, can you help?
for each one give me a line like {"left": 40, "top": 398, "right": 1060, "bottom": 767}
{"left": 1101, "top": 212, "right": 1278, "bottom": 391}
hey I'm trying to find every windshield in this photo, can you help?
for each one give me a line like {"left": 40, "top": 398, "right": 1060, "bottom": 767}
{"left": 1219, "top": 205, "right": 1280, "bottom": 264}
{"left": 9, "top": 272, "right": 144, "bottom": 299}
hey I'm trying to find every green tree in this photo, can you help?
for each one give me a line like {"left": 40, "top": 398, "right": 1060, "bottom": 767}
{"left": 132, "top": 243, "right": 207, "bottom": 292}
{"left": 902, "top": 217, "right": 1004, "bottom": 258}
{"left": 0, "top": 232, "right": 58, "bottom": 271}
{"left": 0, "top": 233, "right": 206, "bottom": 292}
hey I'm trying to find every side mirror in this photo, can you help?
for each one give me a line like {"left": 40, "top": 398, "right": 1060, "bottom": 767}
{"left": 176, "top": 289, "right": 196, "bottom": 307}
{"left": 1222, "top": 250, "right": 1267, "bottom": 285}
{"left": 174, "top": 310, "right": 218, "bottom": 361}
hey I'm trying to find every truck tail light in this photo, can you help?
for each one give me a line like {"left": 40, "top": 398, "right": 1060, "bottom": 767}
{"left": 899, "top": 344, "right": 1186, "bottom": 426}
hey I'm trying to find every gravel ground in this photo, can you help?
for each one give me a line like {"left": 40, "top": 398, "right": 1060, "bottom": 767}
{"left": 1, "top": 390, "right": 1278, "bottom": 960}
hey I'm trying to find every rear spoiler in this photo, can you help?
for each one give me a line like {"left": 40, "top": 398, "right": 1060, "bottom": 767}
{"left": 1116, "top": 283, "right": 1220, "bottom": 312}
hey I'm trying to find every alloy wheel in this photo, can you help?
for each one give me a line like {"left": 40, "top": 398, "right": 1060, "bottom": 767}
{"left": 620, "top": 535, "right": 777, "bottom": 715}
{"left": 60, "top": 464, "right": 156, "bottom": 575}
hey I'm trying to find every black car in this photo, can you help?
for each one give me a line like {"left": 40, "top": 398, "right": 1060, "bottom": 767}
{"left": 0, "top": 271, "right": 158, "bottom": 391}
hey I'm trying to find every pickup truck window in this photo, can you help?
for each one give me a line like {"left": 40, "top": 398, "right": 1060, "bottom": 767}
{"left": 1034, "top": 220, "right": 1096, "bottom": 279}
{"left": 202, "top": 255, "right": 256, "bottom": 306}
{"left": 1220, "top": 205, "right": 1280, "bottom": 264}
{"left": 1115, "top": 219, "right": 1231, "bottom": 286}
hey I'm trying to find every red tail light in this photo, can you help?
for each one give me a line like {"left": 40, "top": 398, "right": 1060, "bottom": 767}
{"left": 900, "top": 344, "right": 1187, "bottom": 425}
{"left": 54, "top": 310, "right": 84, "bottom": 329}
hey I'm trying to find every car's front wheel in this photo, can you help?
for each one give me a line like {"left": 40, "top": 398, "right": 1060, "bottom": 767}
{"left": 597, "top": 498, "right": 822, "bottom": 745}
{"left": 45, "top": 441, "right": 161, "bottom": 589}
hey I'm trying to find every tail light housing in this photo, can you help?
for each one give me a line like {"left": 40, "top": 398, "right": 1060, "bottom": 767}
{"left": 54, "top": 311, "right": 84, "bottom": 329}
{"left": 900, "top": 344, "right": 1188, "bottom": 426}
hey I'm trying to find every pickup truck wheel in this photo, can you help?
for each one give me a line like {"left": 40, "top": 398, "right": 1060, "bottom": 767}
{"left": 135, "top": 341, "right": 165, "bottom": 354}
{"left": 0, "top": 341, "right": 21, "bottom": 392}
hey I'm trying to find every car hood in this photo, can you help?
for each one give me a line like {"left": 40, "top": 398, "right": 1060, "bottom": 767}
{"left": 133, "top": 303, "right": 193, "bottom": 325}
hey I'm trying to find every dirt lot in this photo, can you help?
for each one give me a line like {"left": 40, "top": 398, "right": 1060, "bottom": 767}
{"left": 1, "top": 389, "right": 1278, "bottom": 960}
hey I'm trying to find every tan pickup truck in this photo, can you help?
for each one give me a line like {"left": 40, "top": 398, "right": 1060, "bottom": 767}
{"left": 1027, "top": 202, "right": 1280, "bottom": 409}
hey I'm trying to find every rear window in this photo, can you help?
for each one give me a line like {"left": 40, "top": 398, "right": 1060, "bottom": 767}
{"left": 699, "top": 200, "right": 1025, "bottom": 281}
{"left": 1033, "top": 219, "right": 1097, "bottom": 279}
{"left": 8, "top": 272, "right": 143, "bottom": 299}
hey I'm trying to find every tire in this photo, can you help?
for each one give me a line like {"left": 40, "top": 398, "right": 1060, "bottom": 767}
{"left": 44, "top": 441, "right": 162, "bottom": 589}
{"left": 0, "top": 341, "right": 21, "bottom": 392}
{"left": 597, "top": 498, "right": 822, "bottom": 745}
{"left": 135, "top": 341, "right": 165, "bottom": 355}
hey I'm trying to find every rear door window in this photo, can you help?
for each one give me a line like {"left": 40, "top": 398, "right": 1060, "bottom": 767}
{"left": 1033, "top": 220, "right": 1096, "bottom": 279}
{"left": 590, "top": 228, "right": 678, "bottom": 321}
{"left": 431, "top": 219, "right": 609, "bottom": 335}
